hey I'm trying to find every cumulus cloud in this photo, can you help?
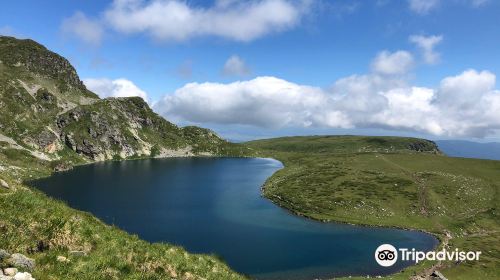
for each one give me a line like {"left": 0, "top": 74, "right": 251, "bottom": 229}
{"left": 371, "top": 50, "right": 414, "bottom": 76}
{"left": 104, "top": 0, "right": 310, "bottom": 42}
{"left": 408, "top": 0, "right": 440, "bottom": 14}
{"left": 84, "top": 78, "right": 149, "bottom": 101}
{"left": 222, "top": 55, "right": 251, "bottom": 76}
{"left": 409, "top": 34, "right": 443, "bottom": 64}
{"left": 61, "top": 12, "right": 104, "bottom": 46}
{"left": 154, "top": 76, "right": 326, "bottom": 128}
{"left": 154, "top": 68, "right": 500, "bottom": 138}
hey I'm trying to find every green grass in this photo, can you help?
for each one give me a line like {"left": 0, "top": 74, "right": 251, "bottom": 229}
{"left": 247, "top": 136, "right": 500, "bottom": 279}
{"left": 0, "top": 188, "right": 244, "bottom": 280}
{"left": 2, "top": 134, "right": 499, "bottom": 279}
{"left": 0, "top": 149, "right": 244, "bottom": 280}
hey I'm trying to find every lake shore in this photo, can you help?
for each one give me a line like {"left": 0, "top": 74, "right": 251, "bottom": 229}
{"left": 246, "top": 136, "right": 500, "bottom": 279}
{"left": 30, "top": 156, "right": 439, "bottom": 279}
{"left": 2, "top": 136, "right": 499, "bottom": 279}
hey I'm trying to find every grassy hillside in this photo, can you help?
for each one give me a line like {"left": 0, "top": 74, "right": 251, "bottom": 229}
{"left": 247, "top": 136, "right": 500, "bottom": 280}
{"left": 0, "top": 35, "right": 249, "bottom": 279}
{"left": 0, "top": 158, "right": 243, "bottom": 280}
{"left": 2, "top": 35, "right": 498, "bottom": 279}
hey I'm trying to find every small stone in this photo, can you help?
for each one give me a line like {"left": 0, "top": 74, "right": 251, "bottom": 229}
{"left": 0, "top": 249, "right": 11, "bottom": 260}
{"left": 56, "top": 256, "right": 68, "bottom": 262}
{"left": 183, "top": 272, "right": 196, "bottom": 280}
{"left": 0, "top": 179, "right": 9, "bottom": 189}
{"left": 3, "top": 268, "right": 17, "bottom": 277}
{"left": 0, "top": 275, "right": 13, "bottom": 280}
{"left": 9, "top": 254, "right": 35, "bottom": 271}
{"left": 13, "top": 272, "right": 35, "bottom": 280}
{"left": 69, "top": 251, "right": 85, "bottom": 257}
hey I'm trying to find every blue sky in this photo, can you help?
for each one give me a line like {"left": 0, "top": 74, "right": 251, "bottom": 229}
{"left": 1, "top": 0, "right": 500, "bottom": 141}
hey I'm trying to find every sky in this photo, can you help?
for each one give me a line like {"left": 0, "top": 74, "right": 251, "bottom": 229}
{"left": 1, "top": 0, "right": 500, "bottom": 141}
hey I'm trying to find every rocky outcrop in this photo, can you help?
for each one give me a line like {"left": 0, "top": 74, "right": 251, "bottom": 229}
{"left": 53, "top": 97, "right": 238, "bottom": 161}
{"left": 407, "top": 140, "right": 441, "bottom": 153}
{"left": 0, "top": 36, "right": 86, "bottom": 91}
{"left": 8, "top": 254, "right": 35, "bottom": 271}
{"left": 0, "top": 36, "right": 246, "bottom": 163}
{"left": 0, "top": 250, "right": 36, "bottom": 280}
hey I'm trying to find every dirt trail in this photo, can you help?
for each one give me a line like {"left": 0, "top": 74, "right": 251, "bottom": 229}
{"left": 378, "top": 154, "right": 429, "bottom": 215}
{"left": 410, "top": 231, "right": 452, "bottom": 280}
{"left": 378, "top": 154, "right": 453, "bottom": 279}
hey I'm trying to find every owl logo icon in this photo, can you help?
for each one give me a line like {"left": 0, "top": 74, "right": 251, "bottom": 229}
{"left": 375, "top": 244, "right": 398, "bottom": 267}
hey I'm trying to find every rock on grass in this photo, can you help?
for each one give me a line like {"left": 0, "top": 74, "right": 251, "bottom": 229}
{"left": 0, "top": 179, "right": 9, "bottom": 189}
{"left": 8, "top": 254, "right": 35, "bottom": 271}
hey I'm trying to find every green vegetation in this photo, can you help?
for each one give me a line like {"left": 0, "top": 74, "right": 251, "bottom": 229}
{"left": 0, "top": 180, "right": 243, "bottom": 280}
{"left": 247, "top": 136, "right": 500, "bottom": 279}
{"left": 2, "top": 35, "right": 499, "bottom": 279}
{"left": 0, "top": 35, "right": 248, "bottom": 279}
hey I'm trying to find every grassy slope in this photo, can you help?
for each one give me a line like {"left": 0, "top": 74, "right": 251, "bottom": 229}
{"left": 247, "top": 136, "right": 500, "bottom": 280}
{"left": 0, "top": 35, "right": 249, "bottom": 280}
{"left": 0, "top": 149, "right": 245, "bottom": 280}
{"left": 2, "top": 36, "right": 498, "bottom": 279}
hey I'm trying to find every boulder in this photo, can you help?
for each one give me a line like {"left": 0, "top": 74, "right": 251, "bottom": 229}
{"left": 3, "top": 268, "right": 17, "bottom": 277}
{"left": 53, "top": 162, "right": 73, "bottom": 172}
{"left": 0, "top": 179, "right": 9, "bottom": 189}
{"left": 13, "top": 272, "right": 35, "bottom": 280}
{"left": 8, "top": 254, "right": 35, "bottom": 271}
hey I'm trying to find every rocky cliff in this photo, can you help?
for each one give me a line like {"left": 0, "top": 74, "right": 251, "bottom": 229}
{"left": 0, "top": 36, "right": 245, "bottom": 165}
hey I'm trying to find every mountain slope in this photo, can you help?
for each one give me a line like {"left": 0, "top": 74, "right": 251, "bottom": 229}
{"left": 0, "top": 36, "right": 245, "bottom": 164}
{"left": 0, "top": 36, "right": 247, "bottom": 280}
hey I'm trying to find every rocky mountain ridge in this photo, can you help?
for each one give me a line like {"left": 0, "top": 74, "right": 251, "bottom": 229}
{"left": 0, "top": 36, "right": 245, "bottom": 166}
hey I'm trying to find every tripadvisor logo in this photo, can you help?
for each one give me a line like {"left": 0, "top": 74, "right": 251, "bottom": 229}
{"left": 375, "top": 244, "right": 398, "bottom": 267}
{"left": 375, "top": 244, "right": 481, "bottom": 267}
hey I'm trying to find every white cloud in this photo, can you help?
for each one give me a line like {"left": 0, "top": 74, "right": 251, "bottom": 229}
{"left": 408, "top": 0, "right": 440, "bottom": 14}
{"left": 409, "top": 34, "right": 443, "bottom": 64}
{"left": 104, "top": 0, "right": 310, "bottom": 42}
{"left": 61, "top": 12, "right": 104, "bottom": 46}
{"left": 371, "top": 50, "right": 414, "bottom": 76}
{"left": 84, "top": 78, "right": 148, "bottom": 101}
{"left": 222, "top": 55, "right": 251, "bottom": 76}
{"left": 154, "top": 68, "right": 500, "bottom": 138}
{"left": 431, "top": 70, "right": 500, "bottom": 136}
{"left": 154, "top": 76, "right": 327, "bottom": 128}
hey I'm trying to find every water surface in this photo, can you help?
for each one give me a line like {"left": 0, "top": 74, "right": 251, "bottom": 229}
{"left": 32, "top": 158, "right": 438, "bottom": 279}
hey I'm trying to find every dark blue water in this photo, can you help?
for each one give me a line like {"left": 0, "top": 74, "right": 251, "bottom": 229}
{"left": 31, "top": 158, "right": 438, "bottom": 279}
